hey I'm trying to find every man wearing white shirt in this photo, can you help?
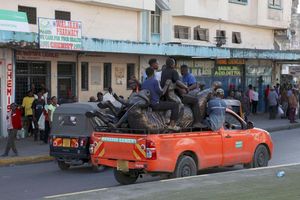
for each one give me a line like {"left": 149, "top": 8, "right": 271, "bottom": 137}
{"left": 252, "top": 87, "right": 259, "bottom": 114}
{"left": 142, "top": 58, "right": 162, "bottom": 82}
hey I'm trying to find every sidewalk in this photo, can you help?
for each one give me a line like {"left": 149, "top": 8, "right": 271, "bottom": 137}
{"left": 0, "top": 137, "right": 53, "bottom": 166}
{"left": 1, "top": 113, "right": 300, "bottom": 167}
{"left": 248, "top": 113, "right": 300, "bottom": 132}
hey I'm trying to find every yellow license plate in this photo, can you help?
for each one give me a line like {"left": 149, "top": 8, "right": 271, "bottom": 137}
{"left": 63, "top": 139, "right": 71, "bottom": 147}
{"left": 117, "top": 160, "right": 129, "bottom": 172}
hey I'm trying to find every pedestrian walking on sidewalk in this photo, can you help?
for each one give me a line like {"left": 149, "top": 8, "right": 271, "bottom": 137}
{"left": 22, "top": 90, "right": 35, "bottom": 137}
{"left": 252, "top": 87, "right": 259, "bottom": 114}
{"left": 2, "top": 103, "right": 22, "bottom": 157}
{"left": 280, "top": 88, "right": 289, "bottom": 119}
{"left": 288, "top": 88, "right": 298, "bottom": 123}
{"left": 268, "top": 87, "right": 278, "bottom": 120}
{"left": 264, "top": 85, "right": 270, "bottom": 113}
{"left": 242, "top": 92, "right": 250, "bottom": 122}
{"left": 32, "top": 91, "right": 46, "bottom": 141}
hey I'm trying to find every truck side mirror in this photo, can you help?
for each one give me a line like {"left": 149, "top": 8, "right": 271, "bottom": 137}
{"left": 247, "top": 121, "right": 254, "bottom": 129}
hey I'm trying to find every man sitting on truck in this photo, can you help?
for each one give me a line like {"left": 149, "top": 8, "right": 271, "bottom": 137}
{"left": 204, "top": 88, "right": 227, "bottom": 131}
{"left": 142, "top": 67, "right": 180, "bottom": 131}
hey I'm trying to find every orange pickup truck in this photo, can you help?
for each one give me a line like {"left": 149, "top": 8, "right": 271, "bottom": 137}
{"left": 89, "top": 109, "right": 273, "bottom": 185}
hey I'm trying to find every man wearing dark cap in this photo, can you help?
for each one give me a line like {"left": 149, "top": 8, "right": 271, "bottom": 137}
{"left": 204, "top": 88, "right": 227, "bottom": 131}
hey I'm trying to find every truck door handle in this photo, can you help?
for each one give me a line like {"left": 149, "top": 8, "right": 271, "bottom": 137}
{"left": 225, "top": 135, "right": 232, "bottom": 138}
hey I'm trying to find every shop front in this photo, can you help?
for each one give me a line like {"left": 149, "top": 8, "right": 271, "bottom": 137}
{"left": 245, "top": 60, "right": 273, "bottom": 112}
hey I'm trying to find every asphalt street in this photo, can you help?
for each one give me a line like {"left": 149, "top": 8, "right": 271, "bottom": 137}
{"left": 0, "top": 128, "right": 299, "bottom": 200}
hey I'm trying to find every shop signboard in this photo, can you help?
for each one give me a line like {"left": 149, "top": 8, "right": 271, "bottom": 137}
{"left": 0, "top": 9, "right": 29, "bottom": 32}
{"left": 6, "top": 63, "right": 13, "bottom": 112}
{"left": 215, "top": 59, "right": 244, "bottom": 76}
{"left": 38, "top": 18, "right": 82, "bottom": 50}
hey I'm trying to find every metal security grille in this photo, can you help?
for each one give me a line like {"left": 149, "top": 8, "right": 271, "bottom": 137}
{"left": 55, "top": 10, "right": 71, "bottom": 21}
{"left": 103, "top": 63, "right": 112, "bottom": 90}
{"left": 18, "top": 6, "right": 37, "bottom": 24}
{"left": 15, "top": 61, "right": 51, "bottom": 105}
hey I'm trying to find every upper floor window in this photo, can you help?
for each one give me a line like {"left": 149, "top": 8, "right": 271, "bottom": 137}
{"left": 151, "top": 6, "right": 161, "bottom": 34}
{"left": 174, "top": 25, "right": 191, "bottom": 40}
{"left": 55, "top": 10, "right": 71, "bottom": 21}
{"left": 232, "top": 32, "right": 242, "bottom": 44}
{"left": 194, "top": 26, "right": 209, "bottom": 41}
{"left": 268, "top": 0, "right": 281, "bottom": 9}
{"left": 229, "top": 0, "right": 248, "bottom": 5}
{"left": 216, "top": 30, "right": 227, "bottom": 46}
{"left": 18, "top": 5, "right": 37, "bottom": 24}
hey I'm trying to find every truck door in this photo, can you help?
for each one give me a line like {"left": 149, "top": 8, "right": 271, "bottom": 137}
{"left": 222, "top": 111, "right": 251, "bottom": 166}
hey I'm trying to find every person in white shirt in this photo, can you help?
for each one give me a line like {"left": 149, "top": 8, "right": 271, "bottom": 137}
{"left": 142, "top": 58, "right": 162, "bottom": 82}
{"left": 252, "top": 87, "right": 259, "bottom": 114}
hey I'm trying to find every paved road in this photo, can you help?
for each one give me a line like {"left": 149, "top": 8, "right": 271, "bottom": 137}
{"left": 0, "top": 128, "right": 299, "bottom": 200}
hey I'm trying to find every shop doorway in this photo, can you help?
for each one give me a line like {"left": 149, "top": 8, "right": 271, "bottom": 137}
{"left": 15, "top": 61, "right": 51, "bottom": 105}
{"left": 57, "top": 62, "right": 76, "bottom": 103}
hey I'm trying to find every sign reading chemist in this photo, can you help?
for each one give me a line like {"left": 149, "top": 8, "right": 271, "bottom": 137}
{"left": 38, "top": 18, "right": 82, "bottom": 50}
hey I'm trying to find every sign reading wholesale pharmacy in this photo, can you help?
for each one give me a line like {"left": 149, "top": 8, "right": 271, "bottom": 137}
{"left": 38, "top": 18, "right": 82, "bottom": 50}
{"left": 0, "top": 9, "right": 29, "bottom": 32}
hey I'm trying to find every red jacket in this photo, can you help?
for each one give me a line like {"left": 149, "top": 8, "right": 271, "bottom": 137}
{"left": 11, "top": 108, "right": 22, "bottom": 130}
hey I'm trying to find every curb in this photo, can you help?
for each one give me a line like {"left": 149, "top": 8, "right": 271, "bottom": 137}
{"left": 264, "top": 123, "right": 300, "bottom": 132}
{"left": 0, "top": 155, "right": 54, "bottom": 167}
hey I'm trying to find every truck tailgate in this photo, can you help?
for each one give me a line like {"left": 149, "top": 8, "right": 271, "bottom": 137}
{"left": 92, "top": 132, "right": 147, "bottom": 161}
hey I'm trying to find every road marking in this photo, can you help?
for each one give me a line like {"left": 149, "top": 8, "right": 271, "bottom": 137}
{"left": 160, "top": 174, "right": 209, "bottom": 182}
{"left": 44, "top": 188, "right": 108, "bottom": 199}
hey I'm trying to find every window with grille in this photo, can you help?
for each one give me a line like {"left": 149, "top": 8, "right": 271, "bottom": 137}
{"left": 55, "top": 10, "right": 71, "bottom": 21}
{"left": 232, "top": 32, "right": 242, "bottom": 44}
{"left": 268, "top": 0, "right": 281, "bottom": 9}
{"left": 18, "top": 5, "right": 37, "bottom": 24}
{"left": 229, "top": 0, "right": 248, "bottom": 4}
{"left": 151, "top": 6, "right": 161, "bottom": 34}
{"left": 174, "top": 25, "right": 191, "bottom": 39}
{"left": 15, "top": 61, "right": 50, "bottom": 105}
{"left": 194, "top": 26, "right": 209, "bottom": 41}
{"left": 81, "top": 62, "right": 89, "bottom": 91}
{"left": 127, "top": 64, "right": 135, "bottom": 89}
{"left": 103, "top": 63, "right": 112, "bottom": 90}
{"left": 216, "top": 30, "right": 227, "bottom": 45}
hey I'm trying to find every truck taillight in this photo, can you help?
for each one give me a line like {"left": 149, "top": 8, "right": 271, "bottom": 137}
{"left": 146, "top": 140, "right": 157, "bottom": 160}
{"left": 89, "top": 138, "right": 95, "bottom": 154}
{"left": 79, "top": 137, "right": 87, "bottom": 147}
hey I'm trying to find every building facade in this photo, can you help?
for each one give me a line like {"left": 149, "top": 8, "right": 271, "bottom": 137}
{"left": 0, "top": 0, "right": 299, "bottom": 136}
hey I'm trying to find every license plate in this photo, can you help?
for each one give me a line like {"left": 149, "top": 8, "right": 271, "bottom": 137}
{"left": 63, "top": 139, "right": 71, "bottom": 147}
{"left": 117, "top": 160, "right": 129, "bottom": 172}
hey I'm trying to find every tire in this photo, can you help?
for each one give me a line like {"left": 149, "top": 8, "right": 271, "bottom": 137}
{"left": 58, "top": 161, "right": 70, "bottom": 170}
{"left": 174, "top": 156, "right": 197, "bottom": 178}
{"left": 92, "top": 165, "right": 106, "bottom": 172}
{"left": 244, "top": 145, "right": 269, "bottom": 168}
{"left": 113, "top": 169, "right": 138, "bottom": 185}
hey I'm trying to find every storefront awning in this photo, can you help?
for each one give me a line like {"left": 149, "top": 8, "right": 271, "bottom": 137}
{"left": 156, "top": 0, "right": 170, "bottom": 11}
{"left": 0, "top": 9, "right": 30, "bottom": 32}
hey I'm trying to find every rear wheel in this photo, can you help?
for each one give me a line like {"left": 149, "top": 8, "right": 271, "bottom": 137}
{"left": 174, "top": 156, "right": 197, "bottom": 178}
{"left": 57, "top": 161, "right": 70, "bottom": 170}
{"left": 244, "top": 145, "right": 269, "bottom": 168}
{"left": 113, "top": 169, "right": 139, "bottom": 185}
